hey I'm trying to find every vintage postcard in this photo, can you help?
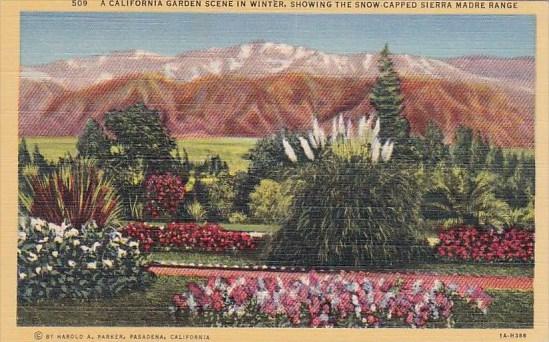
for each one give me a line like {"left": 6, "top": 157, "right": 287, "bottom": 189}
{"left": 1, "top": 1, "right": 548, "bottom": 341}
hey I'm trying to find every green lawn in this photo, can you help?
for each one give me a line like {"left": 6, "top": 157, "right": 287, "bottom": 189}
{"left": 17, "top": 276, "right": 533, "bottom": 328}
{"left": 150, "top": 251, "right": 259, "bottom": 266}
{"left": 222, "top": 223, "right": 279, "bottom": 233}
{"left": 147, "top": 251, "right": 533, "bottom": 277}
{"left": 24, "top": 136, "right": 257, "bottom": 173}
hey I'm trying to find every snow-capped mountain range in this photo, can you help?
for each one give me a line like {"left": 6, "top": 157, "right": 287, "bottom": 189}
{"left": 22, "top": 41, "right": 534, "bottom": 91}
{"left": 19, "top": 42, "right": 535, "bottom": 147}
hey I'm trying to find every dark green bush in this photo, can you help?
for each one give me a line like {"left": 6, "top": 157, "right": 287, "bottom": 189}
{"left": 268, "top": 155, "right": 429, "bottom": 267}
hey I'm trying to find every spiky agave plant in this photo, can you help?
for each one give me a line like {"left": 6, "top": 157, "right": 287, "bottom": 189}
{"left": 20, "top": 159, "right": 122, "bottom": 229}
{"left": 267, "top": 154, "right": 428, "bottom": 267}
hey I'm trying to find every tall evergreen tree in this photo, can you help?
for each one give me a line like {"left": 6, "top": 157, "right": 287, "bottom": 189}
{"left": 419, "top": 121, "right": 449, "bottom": 167}
{"left": 369, "top": 44, "right": 412, "bottom": 159}
{"left": 487, "top": 145, "right": 505, "bottom": 174}
{"left": 451, "top": 125, "right": 474, "bottom": 168}
{"left": 470, "top": 131, "right": 490, "bottom": 169}
{"left": 77, "top": 118, "right": 111, "bottom": 159}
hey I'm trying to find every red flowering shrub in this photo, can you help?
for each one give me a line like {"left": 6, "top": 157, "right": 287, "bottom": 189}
{"left": 144, "top": 173, "right": 185, "bottom": 218}
{"left": 171, "top": 272, "right": 492, "bottom": 328}
{"left": 436, "top": 226, "right": 534, "bottom": 262}
{"left": 122, "top": 222, "right": 257, "bottom": 252}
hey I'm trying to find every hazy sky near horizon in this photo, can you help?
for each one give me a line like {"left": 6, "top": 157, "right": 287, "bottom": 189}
{"left": 21, "top": 12, "right": 535, "bottom": 65}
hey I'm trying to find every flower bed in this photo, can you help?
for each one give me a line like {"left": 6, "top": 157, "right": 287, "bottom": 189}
{"left": 122, "top": 222, "right": 258, "bottom": 253}
{"left": 18, "top": 217, "right": 150, "bottom": 302}
{"left": 436, "top": 226, "right": 534, "bottom": 262}
{"left": 170, "top": 272, "right": 492, "bottom": 328}
{"left": 144, "top": 173, "right": 186, "bottom": 218}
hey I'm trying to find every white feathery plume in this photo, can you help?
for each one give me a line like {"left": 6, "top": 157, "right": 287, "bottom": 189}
{"left": 338, "top": 114, "right": 345, "bottom": 136}
{"left": 308, "top": 132, "right": 318, "bottom": 149}
{"left": 312, "top": 116, "right": 322, "bottom": 145}
{"left": 319, "top": 129, "right": 327, "bottom": 148}
{"left": 371, "top": 137, "right": 381, "bottom": 164}
{"left": 366, "top": 114, "right": 374, "bottom": 129}
{"left": 357, "top": 116, "right": 367, "bottom": 137}
{"left": 381, "top": 139, "right": 394, "bottom": 162}
{"left": 282, "top": 138, "right": 298, "bottom": 163}
{"left": 331, "top": 117, "right": 338, "bottom": 143}
{"left": 346, "top": 119, "right": 354, "bottom": 140}
{"left": 299, "top": 136, "right": 315, "bottom": 161}
{"left": 371, "top": 118, "right": 380, "bottom": 145}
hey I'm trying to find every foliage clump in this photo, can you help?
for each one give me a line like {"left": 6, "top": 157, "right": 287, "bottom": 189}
{"left": 268, "top": 155, "right": 429, "bottom": 267}
{"left": 18, "top": 217, "right": 150, "bottom": 302}
{"left": 20, "top": 160, "right": 121, "bottom": 229}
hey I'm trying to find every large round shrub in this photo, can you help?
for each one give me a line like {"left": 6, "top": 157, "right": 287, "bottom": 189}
{"left": 268, "top": 155, "right": 429, "bottom": 267}
{"left": 17, "top": 217, "right": 150, "bottom": 302}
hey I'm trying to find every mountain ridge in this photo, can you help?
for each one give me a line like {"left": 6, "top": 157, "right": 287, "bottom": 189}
{"left": 19, "top": 42, "right": 535, "bottom": 147}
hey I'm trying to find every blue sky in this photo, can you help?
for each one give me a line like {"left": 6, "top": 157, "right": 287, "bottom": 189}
{"left": 21, "top": 13, "right": 535, "bottom": 65}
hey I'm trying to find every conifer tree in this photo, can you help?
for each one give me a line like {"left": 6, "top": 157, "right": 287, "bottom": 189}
{"left": 451, "top": 125, "right": 474, "bottom": 168}
{"left": 77, "top": 118, "right": 111, "bottom": 159}
{"left": 420, "top": 121, "right": 449, "bottom": 167}
{"left": 370, "top": 44, "right": 412, "bottom": 158}
{"left": 470, "top": 131, "right": 490, "bottom": 169}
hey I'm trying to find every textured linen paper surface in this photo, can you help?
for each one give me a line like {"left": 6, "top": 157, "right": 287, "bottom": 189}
{"left": 1, "top": 1, "right": 548, "bottom": 341}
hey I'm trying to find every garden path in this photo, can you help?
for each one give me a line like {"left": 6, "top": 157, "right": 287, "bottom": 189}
{"left": 148, "top": 265, "right": 532, "bottom": 291}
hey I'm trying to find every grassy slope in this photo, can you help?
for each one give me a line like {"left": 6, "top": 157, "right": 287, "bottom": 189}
{"left": 24, "top": 137, "right": 257, "bottom": 173}
{"left": 18, "top": 276, "right": 533, "bottom": 328}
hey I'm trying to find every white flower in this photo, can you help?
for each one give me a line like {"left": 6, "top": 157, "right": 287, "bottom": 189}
{"left": 27, "top": 252, "right": 38, "bottom": 262}
{"left": 52, "top": 251, "right": 59, "bottom": 258}
{"left": 54, "top": 236, "right": 63, "bottom": 244}
{"left": 72, "top": 239, "right": 80, "bottom": 247}
{"left": 381, "top": 139, "right": 394, "bottom": 162}
{"left": 80, "top": 245, "right": 90, "bottom": 253}
{"left": 64, "top": 228, "right": 79, "bottom": 238}
{"left": 86, "top": 262, "right": 97, "bottom": 270}
{"left": 36, "top": 244, "right": 43, "bottom": 253}
{"left": 298, "top": 136, "right": 315, "bottom": 161}
{"left": 31, "top": 217, "right": 47, "bottom": 232}
{"left": 35, "top": 267, "right": 42, "bottom": 274}
{"left": 91, "top": 241, "right": 102, "bottom": 252}
{"left": 371, "top": 137, "right": 381, "bottom": 163}
{"left": 46, "top": 265, "right": 53, "bottom": 272}
{"left": 48, "top": 222, "right": 65, "bottom": 237}
{"left": 19, "top": 272, "right": 27, "bottom": 280}
{"left": 282, "top": 138, "right": 298, "bottom": 163}
{"left": 38, "top": 237, "right": 49, "bottom": 243}
{"left": 68, "top": 260, "right": 76, "bottom": 268}
{"left": 102, "top": 259, "right": 113, "bottom": 268}
{"left": 18, "top": 232, "right": 27, "bottom": 241}
{"left": 117, "top": 249, "right": 127, "bottom": 258}
{"left": 128, "top": 241, "right": 139, "bottom": 249}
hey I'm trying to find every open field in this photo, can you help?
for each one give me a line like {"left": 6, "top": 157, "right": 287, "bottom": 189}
{"left": 24, "top": 136, "right": 257, "bottom": 173}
